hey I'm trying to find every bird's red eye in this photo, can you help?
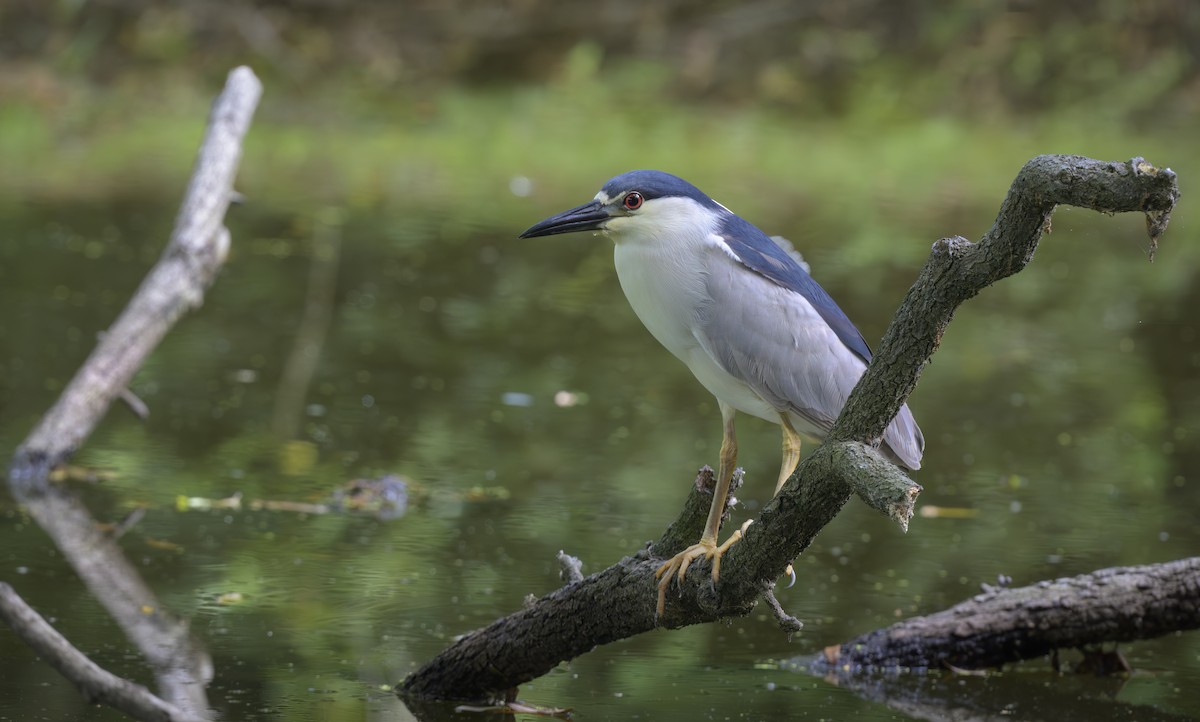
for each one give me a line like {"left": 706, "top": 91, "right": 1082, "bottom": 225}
{"left": 623, "top": 191, "right": 644, "bottom": 211}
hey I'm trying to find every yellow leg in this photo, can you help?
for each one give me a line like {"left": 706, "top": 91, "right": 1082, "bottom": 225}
{"left": 776, "top": 413, "right": 803, "bottom": 587}
{"left": 656, "top": 403, "right": 742, "bottom": 616}
{"left": 775, "top": 414, "right": 803, "bottom": 496}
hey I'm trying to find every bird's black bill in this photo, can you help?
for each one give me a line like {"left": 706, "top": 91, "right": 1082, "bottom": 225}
{"left": 519, "top": 201, "right": 610, "bottom": 238}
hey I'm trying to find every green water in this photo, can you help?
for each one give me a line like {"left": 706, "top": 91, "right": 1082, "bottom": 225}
{"left": 1, "top": 181, "right": 1197, "bottom": 721}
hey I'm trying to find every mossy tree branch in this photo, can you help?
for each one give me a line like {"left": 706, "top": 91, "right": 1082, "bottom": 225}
{"left": 399, "top": 155, "right": 1179, "bottom": 704}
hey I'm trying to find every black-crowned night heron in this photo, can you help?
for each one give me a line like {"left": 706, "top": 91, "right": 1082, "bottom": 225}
{"left": 520, "top": 170, "right": 924, "bottom": 615}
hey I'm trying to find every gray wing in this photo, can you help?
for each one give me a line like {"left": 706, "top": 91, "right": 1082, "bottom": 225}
{"left": 694, "top": 256, "right": 924, "bottom": 470}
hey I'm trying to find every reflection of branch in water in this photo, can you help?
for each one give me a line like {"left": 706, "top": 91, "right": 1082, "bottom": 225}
{"left": 790, "top": 663, "right": 1195, "bottom": 722}
{"left": 272, "top": 213, "right": 342, "bottom": 440}
{"left": 0, "top": 584, "right": 207, "bottom": 722}
{"left": 3, "top": 67, "right": 261, "bottom": 721}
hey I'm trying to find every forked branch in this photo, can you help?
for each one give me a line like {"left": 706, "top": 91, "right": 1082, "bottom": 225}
{"left": 399, "top": 155, "right": 1179, "bottom": 704}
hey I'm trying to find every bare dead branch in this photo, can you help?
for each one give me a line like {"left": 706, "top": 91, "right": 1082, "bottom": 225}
{"left": 12, "top": 68, "right": 259, "bottom": 470}
{"left": 5, "top": 66, "right": 262, "bottom": 720}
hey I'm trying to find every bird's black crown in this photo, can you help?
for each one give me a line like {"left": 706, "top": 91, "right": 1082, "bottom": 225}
{"left": 600, "top": 170, "right": 724, "bottom": 211}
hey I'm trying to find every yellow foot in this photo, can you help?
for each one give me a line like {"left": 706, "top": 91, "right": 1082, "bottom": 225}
{"left": 655, "top": 520, "right": 753, "bottom": 617}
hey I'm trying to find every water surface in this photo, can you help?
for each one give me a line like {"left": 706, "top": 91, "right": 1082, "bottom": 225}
{"left": 0, "top": 197, "right": 1196, "bottom": 721}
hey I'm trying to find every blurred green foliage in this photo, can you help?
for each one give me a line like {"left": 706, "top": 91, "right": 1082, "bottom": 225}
{"left": 3, "top": 0, "right": 1198, "bottom": 124}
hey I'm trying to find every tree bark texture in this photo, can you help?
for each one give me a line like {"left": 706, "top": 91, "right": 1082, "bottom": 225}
{"left": 3, "top": 67, "right": 262, "bottom": 720}
{"left": 817, "top": 557, "right": 1200, "bottom": 671}
{"left": 399, "top": 155, "right": 1179, "bottom": 703}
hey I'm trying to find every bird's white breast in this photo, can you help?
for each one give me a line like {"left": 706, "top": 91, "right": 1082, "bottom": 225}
{"left": 613, "top": 241, "right": 706, "bottom": 360}
{"left": 609, "top": 198, "right": 779, "bottom": 421}
{"left": 609, "top": 198, "right": 716, "bottom": 360}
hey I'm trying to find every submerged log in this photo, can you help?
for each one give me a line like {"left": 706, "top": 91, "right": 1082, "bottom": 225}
{"left": 818, "top": 557, "right": 1200, "bottom": 671}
